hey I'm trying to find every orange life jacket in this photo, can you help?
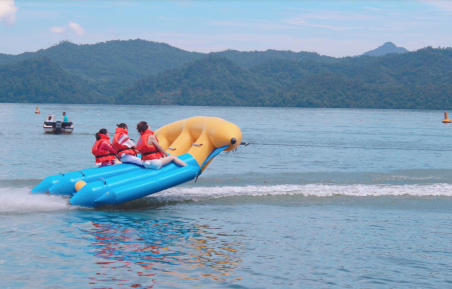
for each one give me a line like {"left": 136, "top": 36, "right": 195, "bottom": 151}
{"left": 136, "top": 129, "right": 164, "bottom": 161}
{"left": 92, "top": 134, "right": 116, "bottom": 163}
{"left": 112, "top": 127, "right": 136, "bottom": 156}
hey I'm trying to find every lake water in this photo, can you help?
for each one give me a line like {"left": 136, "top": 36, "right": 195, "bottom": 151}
{"left": 1, "top": 103, "right": 452, "bottom": 288}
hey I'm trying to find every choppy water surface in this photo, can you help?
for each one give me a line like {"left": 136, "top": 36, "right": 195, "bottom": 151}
{"left": 1, "top": 103, "right": 452, "bottom": 288}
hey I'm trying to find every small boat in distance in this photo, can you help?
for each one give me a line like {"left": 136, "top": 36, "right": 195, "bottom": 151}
{"left": 43, "top": 114, "right": 74, "bottom": 134}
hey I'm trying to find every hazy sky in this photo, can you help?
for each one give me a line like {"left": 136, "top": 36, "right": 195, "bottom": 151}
{"left": 0, "top": 0, "right": 451, "bottom": 57}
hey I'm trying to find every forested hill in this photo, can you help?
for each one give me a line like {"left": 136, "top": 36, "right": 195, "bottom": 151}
{"left": 1, "top": 40, "right": 452, "bottom": 109}
{"left": 363, "top": 42, "right": 409, "bottom": 56}
{"left": 0, "top": 40, "right": 204, "bottom": 95}
{"left": 0, "top": 40, "right": 336, "bottom": 95}
{"left": 0, "top": 57, "right": 104, "bottom": 104}
{"left": 214, "top": 49, "right": 336, "bottom": 68}
{"left": 118, "top": 47, "right": 452, "bottom": 109}
{"left": 116, "top": 56, "right": 271, "bottom": 106}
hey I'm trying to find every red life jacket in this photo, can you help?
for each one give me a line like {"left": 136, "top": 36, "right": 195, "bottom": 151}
{"left": 92, "top": 134, "right": 116, "bottom": 163}
{"left": 112, "top": 127, "right": 136, "bottom": 156}
{"left": 136, "top": 129, "right": 164, "bottom": 161}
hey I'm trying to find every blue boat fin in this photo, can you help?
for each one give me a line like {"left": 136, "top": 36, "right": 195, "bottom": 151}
{"left": 196, "top": 145, "right": 228, "bottom": 181}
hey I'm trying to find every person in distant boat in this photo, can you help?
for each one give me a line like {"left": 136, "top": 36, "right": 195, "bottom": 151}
{"left": 136, "top": 121, "right": 188, "bottom": 169}
{"left": 62, "top": 112, "right": 69, "bottom": 122}
{"left": 92, "top": 128, "right": 119, "bottom": 167}
{"left": 112, "top": 123, "right": 144, "bottom": 166}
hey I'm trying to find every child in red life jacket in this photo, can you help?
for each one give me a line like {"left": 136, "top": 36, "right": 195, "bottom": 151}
{"left": 136, "top": 121, "right": 188, "bottom": 169}
{"left": 92, "top": 128, "right": 119, "bottom": 167}
{"left": 112, "top": 123, "right": 144, "bottom": 167}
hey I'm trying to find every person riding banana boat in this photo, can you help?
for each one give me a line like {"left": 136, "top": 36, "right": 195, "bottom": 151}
{"left": 110, "top": 122, "right": 188, "bottom": 169}
{"left": 112, "top": 123, "right": 142, "bottom": 166}
{"left": 135, "top": 121, "right": 187, "bottom": 169}
{"left": 92, "top": 129, "right": 118, "bottom": 167}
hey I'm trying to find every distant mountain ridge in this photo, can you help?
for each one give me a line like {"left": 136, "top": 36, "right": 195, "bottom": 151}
{"left": 0, "top": 40, "right": 204, "bottom": 96}
{"left": 0, "top": 39, "right": 334, "bottom": 95}
{"left": 119, "top": 47, "right": 452, "bottom": 109}
{"left": 0, "top": 57, "right": 102, "bottom": 104}
{"left": 117, "top": 55, "right": 271, "bottom": 106}
{"left": 1, "top": 40, "right": 452, "bottom": 109}
{"left": 363, "top": 42, "right": 409, "bottom": 56}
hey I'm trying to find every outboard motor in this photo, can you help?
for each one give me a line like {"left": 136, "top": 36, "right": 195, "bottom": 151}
{"left": 55, "top": 121, "right": 62, "bottom": 134}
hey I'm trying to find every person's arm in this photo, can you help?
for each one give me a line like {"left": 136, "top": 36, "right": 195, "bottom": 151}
{"left": 99, "top": 141, "right": 118, "bottom": 156}
{"left": 147, "top": 135, "right": 168, "bottom": 157}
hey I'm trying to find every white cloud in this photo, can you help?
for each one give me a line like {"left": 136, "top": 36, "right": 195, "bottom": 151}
{"left": 49, "top": 22, "right": 86, "bottom": 36}
{"left": 419, "top": 0, "right": 452, "bottom": 11}
{"left": 143, "top": 32, "right": 377, "bottom": 57}
{"left": 285, "top": 18, "right": 308, "bottom": 26}
{"left": 210, "top": 20, "right": 245, "bottom": 26}
{"left": 286, "top": 18, "right": 363, "bottom": 31}
{"left": 51, "top": 26, "right": 66, "bottom": 34}
{"left": 0, "top": 0, "right": 18, "bottom": 24}
{"left": 286, "top": 10, "right": 380, "bottom": 22}
{"left": 68, "top": 22, "right": 85, "bottom": 36}
{"left": 209, "top": 19, "right": 292, "bottom": 31}
{"left": 365, "top": 7, "right": 382, "bottom": 11}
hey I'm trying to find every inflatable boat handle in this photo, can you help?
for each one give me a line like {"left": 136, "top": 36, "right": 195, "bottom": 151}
{"left": 98, "top": 177, "right": 107, "bottom": 186}
{"left": 79, "top": 171, "right": 85, "bottom": 177}
{"left": 192, "top": 143, "right": 203, "bottom": 147}
{"left": 168, "top": 147, "right": 176, "bottom": 151}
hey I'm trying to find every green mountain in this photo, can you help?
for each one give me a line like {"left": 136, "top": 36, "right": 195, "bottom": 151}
{"left": 214, "top": 49, "right": 335, "bottom": 68}
{"left": 117, "top": 55, "right": 271, "bottom": 106}
{"left": 0, "top": 57, "right": 103, "bottom": 104}
{"left": 266, "top": 47, "right": 452, "bottom": 109}
{"left": 0, "top": 40, "right": 335, "bottom": 96}
{"left": 0, "top": 40, "right": 204, "bottom": 95}
{"left": 363, "top": 42, "right": 409, "bottom": 57}
{"left": 119, "top": 47, "right": 452, "bottom": 109}
{"left": 1, "top": 40, "right": 452, "bottom": 109}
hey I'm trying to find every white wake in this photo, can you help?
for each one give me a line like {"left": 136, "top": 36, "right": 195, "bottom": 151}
{"left": 2, "top": 183, "right": 452, "bottom": 212}
{"left": 0, "top": 187, "right": 70, "bottom": 213}
{"left": 153, "top": 183, "right": 452, "bottom": 201}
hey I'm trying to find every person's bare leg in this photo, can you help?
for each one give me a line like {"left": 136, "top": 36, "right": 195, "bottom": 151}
{"left": 173, "top": 156, "right": 187, "bottom": 167}
{"left": 160, "top": 156, "right": 187, "bottom": 167}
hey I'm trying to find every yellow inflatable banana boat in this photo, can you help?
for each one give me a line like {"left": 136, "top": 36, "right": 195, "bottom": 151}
{"left": 32, "top": 116, "right": 242, "bottom": 207}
